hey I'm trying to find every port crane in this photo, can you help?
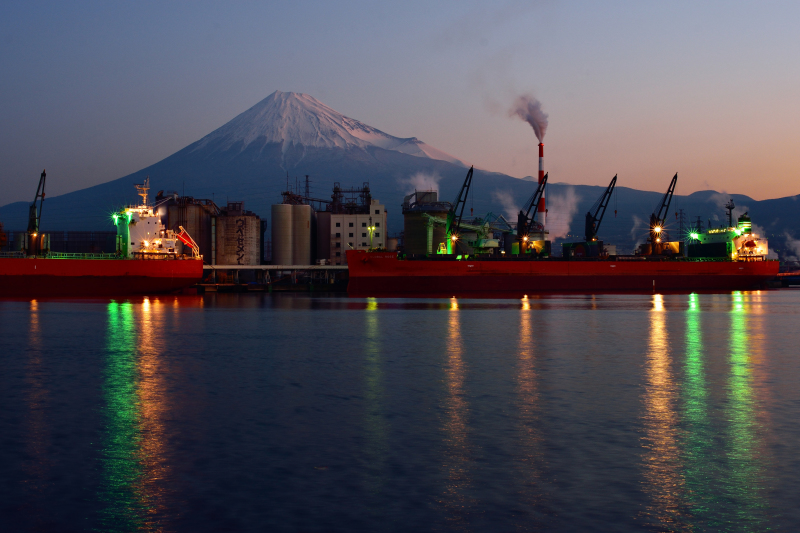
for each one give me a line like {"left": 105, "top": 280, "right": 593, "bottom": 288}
{"left": 27, "top": 169, "right": 47, "bottom": 236}
{"left": 445, "top": 166, "right": 474, "bottom": 254}
{"left": 649, "top": 173, "right": 678, "bottom": 249}
{"left": 517, "top": 172, "right": 548, "bottom": 250}
{"left": 24, "top": 169, "right": 47, "bottom": 255}
{"left": 585, "top": 175, "right": 617, "bottom": 242}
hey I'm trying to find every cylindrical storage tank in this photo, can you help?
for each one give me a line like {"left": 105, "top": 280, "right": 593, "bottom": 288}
{"left": 271, "top": 204, "right": 293, "bottom": 265}
{"left": 215, "top": 214, "right": 261, "bottom": 265}
{"left": 403, "top": 212, "right": 447, "bottom": 255}
{"left": 291, "top": 204, "right": 312, "bottom": 265}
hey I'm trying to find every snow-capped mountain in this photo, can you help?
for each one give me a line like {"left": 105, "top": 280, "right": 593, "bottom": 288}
{"left": 2, "top": 90, "right": 797, "bottom": 255}
{"left": 194, "top": 91, "right": 466, "bottom": 167}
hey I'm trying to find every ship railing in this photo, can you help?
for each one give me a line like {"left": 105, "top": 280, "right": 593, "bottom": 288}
{"left": 132, "top": 252, "right": 197, "bottom": 260}
{"left": 47, "top": 252, "right": 120, "bottom": 259}
{"left": 0, "top": 251, "right": 26, "bottom": 258}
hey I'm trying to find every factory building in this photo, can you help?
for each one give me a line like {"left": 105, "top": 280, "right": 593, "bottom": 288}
{"left": 402, "top": 191, "right": 450, "bottom": 255}
{"left": 318, "top": 199, "right": 386, "bottom": 265}
{"left": 271, "top": 181, "right": 387, "bottom": 266}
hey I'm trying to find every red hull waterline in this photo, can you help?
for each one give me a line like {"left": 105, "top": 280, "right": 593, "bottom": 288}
{"left": 346, "top": 251, "right": 779, "bottom": 296}
{"left": 0, "top": 257, "right": 204, "bottom": 298}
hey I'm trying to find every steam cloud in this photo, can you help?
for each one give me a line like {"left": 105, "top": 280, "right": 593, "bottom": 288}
{"left": 546, "top": 187, "right": 580, "bottom": 239}
{"left": 491, "top": 189, "right": 521, "bottom": 220}
{"left": 782, "top": 231, "right": 800, "bottom": 261}
{"left": 631, "top": 215, "right": 645, "bottom": 245}
{"left": 509, "top": 94, "right": 549, "bottom": 142}
{"left": 399, "top": 171, "right": 442, "bottom": 194}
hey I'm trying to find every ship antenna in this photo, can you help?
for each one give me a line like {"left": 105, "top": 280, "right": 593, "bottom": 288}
{"left": 135, "top": 176, "right": 150, "bottom": 207}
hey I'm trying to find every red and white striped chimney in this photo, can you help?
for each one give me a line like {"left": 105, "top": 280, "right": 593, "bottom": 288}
{"left": 537, "top": 143, "right": 545, "bottom": 215}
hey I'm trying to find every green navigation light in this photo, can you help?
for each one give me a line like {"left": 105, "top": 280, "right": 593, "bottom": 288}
{"left": 690, "top": 233, "right": 699, "bottom": 240}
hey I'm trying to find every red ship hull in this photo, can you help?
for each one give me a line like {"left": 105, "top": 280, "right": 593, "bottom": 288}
{"left": 0, "top": 256, "right": 204, "bottom": 297}
{"left": 346, "top": 251, "right": 779, "bottom": 296}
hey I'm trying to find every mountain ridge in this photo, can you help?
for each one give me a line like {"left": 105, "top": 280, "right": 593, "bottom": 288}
{"left": 2, "top": 90, "right": 799, "bottom": 257}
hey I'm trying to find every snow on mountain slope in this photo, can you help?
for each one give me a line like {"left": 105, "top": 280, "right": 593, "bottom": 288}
{"left": 193, "top": 91, "right": 466, "bottom": 167}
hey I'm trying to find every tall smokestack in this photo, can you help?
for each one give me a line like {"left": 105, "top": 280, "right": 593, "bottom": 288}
{"left": 538, "top": 143, "right": 545, "bottom": 216}
{"left": 509, "top": 94, "right": 549, "bottom": 222}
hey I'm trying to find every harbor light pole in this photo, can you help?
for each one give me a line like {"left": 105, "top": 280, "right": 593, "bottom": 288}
{"left": 368, "top": 216, "right": 375, "bottom": 248}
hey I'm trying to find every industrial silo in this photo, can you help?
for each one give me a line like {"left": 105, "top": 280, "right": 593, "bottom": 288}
{"left": 271, "top": 204, "right": 293, "bottom": 265}
{"left": 291, "top": 204, "right": 312, "bottom": 265}
{"left": 215, "top": 211, "right": 262, "bottom": 265}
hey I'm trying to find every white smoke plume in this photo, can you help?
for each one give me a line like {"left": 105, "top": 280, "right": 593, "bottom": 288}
{"left": 491, "top": 189, "right": 520, "bottom": 220}
{"left": 398, "top": 171, "right": 442, "bottom": 194}
{"left": 782, "top": 231, "right": 800, "bottom": 262}
{"left": 509, "top": 94, "right": 548, "bottom": 142}
{"left": 631, "top": 215, "right": 646, "bottom": 245}
{"left": 546, "top": 187, "right": 580, "bottom": 239}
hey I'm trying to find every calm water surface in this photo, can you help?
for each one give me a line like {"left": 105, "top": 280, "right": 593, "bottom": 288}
{"left": 1, "top": 291, "right": 800, "bottom": 532}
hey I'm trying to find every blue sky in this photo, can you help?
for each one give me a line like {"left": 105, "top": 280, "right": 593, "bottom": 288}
{"left": 2, "top": 0, "right": 799, "bottom": 203}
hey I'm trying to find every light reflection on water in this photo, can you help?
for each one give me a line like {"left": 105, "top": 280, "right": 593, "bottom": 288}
{"left": 24, "top": 299, "right": 50, "bottom": 526}
{"left": 641, "top": 294, "right": 686, "bottom": 528}
{"left": 362, "top": 297, "right": 387, "bottom": 499}
{"left": 98, "top": 298, "right": 169, "bottom": 532}
{"left": 3, "top": 290, "right": 799, "bottom": 531}
{"left": 441, "top": 298, "right": 471, "bottom": 527}
{"left": 516, "top": 297, "right": 545, "bottom": 521}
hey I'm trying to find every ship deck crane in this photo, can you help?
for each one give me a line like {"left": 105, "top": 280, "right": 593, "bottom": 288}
{"left": 25, "top": 169, "right": 47, "bottom": 256}
{"left": 445, "top": 166, "right": 474, "bottom": 254}
{"left": 517, "top": 172, "right": 548, "bottom": 249}
{"left": 650, "top": 173, "right": 678, "bottom": 247}
{"left": 585, "top": 175, "right": 617, "bottom": 242}
{"left": 27, "top": 170, "right": 47, "bottom": 236}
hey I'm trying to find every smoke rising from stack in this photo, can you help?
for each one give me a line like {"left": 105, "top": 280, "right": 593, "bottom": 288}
{"left": 509, "top": 95, "right": 548, "bottom": 142}
{"left": 491, "top": 189, "right": 521, "bottom": 220}
{"left": 546, "top": 187, "right": 580, "bottom": 239}
{"left": 398, "top": 171, "right": 442, "bottom": 194}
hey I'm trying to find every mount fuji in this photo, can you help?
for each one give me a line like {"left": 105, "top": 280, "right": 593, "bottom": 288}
{"left": 0, "top": 91, "right": 519, "bottom": 233}
{"left": 2, "top": 91, "right": 799, "bottom": 255}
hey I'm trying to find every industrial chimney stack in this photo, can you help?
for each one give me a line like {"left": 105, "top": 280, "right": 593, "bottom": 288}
{"left": 538, "top": 143, "right": 545, "bottom": 218}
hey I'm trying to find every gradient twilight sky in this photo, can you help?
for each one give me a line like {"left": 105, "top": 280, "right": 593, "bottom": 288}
{"left": 2, "top": 0, "right": 799, "bottom": 204}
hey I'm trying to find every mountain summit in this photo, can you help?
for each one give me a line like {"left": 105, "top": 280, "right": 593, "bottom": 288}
{"left": 193, "top": 91, "right": 465, "bottom": 168}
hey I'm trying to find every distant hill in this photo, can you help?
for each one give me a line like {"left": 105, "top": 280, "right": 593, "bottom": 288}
{"left": 2, "top": 91, "right": 799, "bottom": 258}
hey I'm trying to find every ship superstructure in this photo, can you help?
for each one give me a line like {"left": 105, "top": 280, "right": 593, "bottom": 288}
{"left": 113, "top": 177, "right": 200, "bottom": 259}
{"left": 687, "top": 212, "right": 768, "bottom": 261}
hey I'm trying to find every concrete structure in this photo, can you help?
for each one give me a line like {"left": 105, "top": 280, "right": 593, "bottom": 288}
{"left": 291, "top": 204, "right": 313, "bottom": 265}
{"left": 323, "top": 199, "right": 387, "bottom": 265}
{"left": 157, "top": 193, "right": 219, "bottom": 260}
{"left": 271, "top": 204, "right": 294, "bottom": 265}
{"left": 215, "top": 202, "right": 262, "bottom": 265}
{"left": 402, "top": 191, "right": 449, "bottom": 255}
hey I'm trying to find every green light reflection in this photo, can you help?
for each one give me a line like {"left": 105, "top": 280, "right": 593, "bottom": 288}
{"left": 97, "top": 302, "right": 145, "bottom": 532}
{"left": 681, "top": 293, "right": 714, "bottom": 526}
{"left": 726, "top": 291, "right": 767, "bottom": 530}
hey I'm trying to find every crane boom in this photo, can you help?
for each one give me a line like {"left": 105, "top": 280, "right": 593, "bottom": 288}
{"left": 446, "top": 166, "right": 474, "bottom": 253}
{"left": 27, "top": 169, "right": 47, "bottom": 235}
{"left": 584, "top": 175, "right": 617, "bottom": 242}
{"left": 650, "top": 173, "right": 678, "bottom": 243}
{"left": 517, "top": 172, "right": 548, "bottom": 245}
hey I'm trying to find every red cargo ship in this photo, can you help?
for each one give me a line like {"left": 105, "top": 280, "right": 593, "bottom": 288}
{"left": 0, "top": 173, "right": 203, "bottom": 298}
{"left": 346, "top": 250, "right": 778, "bottom": 296}
{"left": 347, "top": 163, "right": 779, "bottom": 297}
{"left": 0, "top": 255, "right": 203, "bottom": 297}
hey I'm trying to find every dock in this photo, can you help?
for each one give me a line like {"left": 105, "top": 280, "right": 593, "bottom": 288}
{"left": 199, "top": 264, "right": 349, "bottom": 292}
